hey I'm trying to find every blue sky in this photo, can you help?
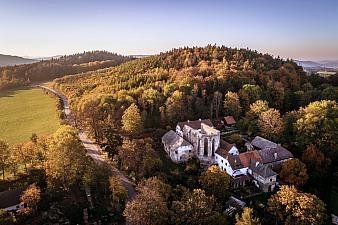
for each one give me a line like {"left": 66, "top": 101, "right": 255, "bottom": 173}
{"left": 0, "top": 0, "right": 337, "bottom": 60}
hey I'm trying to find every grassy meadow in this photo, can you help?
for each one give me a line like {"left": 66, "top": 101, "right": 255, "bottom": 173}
{"left": 0, "top": 87, "right": 60, "bottom": 145}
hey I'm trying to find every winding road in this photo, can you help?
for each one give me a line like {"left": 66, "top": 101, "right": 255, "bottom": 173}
{"left": 38, "top": 85, "right": 136, "bottom": 200}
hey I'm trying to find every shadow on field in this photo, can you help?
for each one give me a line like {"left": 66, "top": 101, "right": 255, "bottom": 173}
{"left": 0, "top": 87, "right": 34, "bottom": 98}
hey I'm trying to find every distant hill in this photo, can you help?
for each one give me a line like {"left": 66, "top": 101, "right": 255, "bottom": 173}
{"left": 295, "top": 60, "right": 338, "bottom": 72}
{"left": 0, "top": 51, "right": 133, "bottom": 90}
{"left": 0, "top": 54, "right": 38, "bottom": 67}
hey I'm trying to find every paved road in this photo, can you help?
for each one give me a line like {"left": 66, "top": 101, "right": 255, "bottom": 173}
{"left": 38, "top": 85, "right": 136, "bottom": 200}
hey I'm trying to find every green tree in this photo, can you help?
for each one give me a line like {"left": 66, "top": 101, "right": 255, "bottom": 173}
{"left": 223, "top": 91, "right": 242, "bottom": 119}
{"left": 122, "top": 103, "right": 143, "bottom": 136}
{"left": 0, "top": 140, "right": 10, "bottom": 180}
{"left": 268, "top": 185, "right": 326, "bottom": 225}
{"left": 280, "top": 159, "right": 308, "bottom": 187}
{"left": 235, "top": 207, "right": 261, "bottom": 225}
{"left": 199, "top": 165, "right": 230, "bottom": 204}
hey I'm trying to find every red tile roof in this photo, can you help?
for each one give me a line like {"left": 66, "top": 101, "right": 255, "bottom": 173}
{"left": 224, "top": 116, "right": 236, "bottom": 125}
{"left": 239, "top": 150, "right": 262, "bottom": 167}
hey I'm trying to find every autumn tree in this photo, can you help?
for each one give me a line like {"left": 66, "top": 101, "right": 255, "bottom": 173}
{"left": 118, "top": 138, "right": 161, "bottom": 179}
{"left": 243, "top": 100, "right": 269, "bottom": 136}
{"left": 268, "top": 185, "right": 326, "bottom": 225}
{"left": 0, "top": 140, "right": 10, "bottom": 180}
{"left": 200, "top": 165, "right": 230, "bottom": 204}
{"left": 172, "top": 189, "right": 223, "bottom": 225}
{"left": 45, "top": 125, "right": 88, "bottom": 189}
{"left": 109, "top": 175, "right": 127, "bottom": 210}
{"left": 223, "top": 91, "right": 242, "bottom": 119}
{"left": 235, "top": 207, "right": 261, "bottom": 225}
{"left": 295, "top": 100, "right": 338, "bottom": 153}
{"left": 124, "top": 177, "right": 170, "bottom": 225}
{"left": 212, "top": 91, "right": 223, "bottom": 119}
{"left": 20, "top": 184, "right": 41, "bottom": 214}
{"left": 258, "top": 108, "right": 284, "bottom": 140}
{"left": 280, "top": 159, "right": 308, "bottom": 187}
{"left": 122, "top": 103, "right": 143, "bottom": 136}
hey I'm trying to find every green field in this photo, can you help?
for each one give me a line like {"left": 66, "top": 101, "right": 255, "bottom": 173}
{"left": 0, "top": 87, "right": 60, "bottom": 145}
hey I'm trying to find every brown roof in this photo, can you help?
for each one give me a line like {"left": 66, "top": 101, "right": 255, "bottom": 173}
{"left": 0, "top": 187, "right": 26, "bottom": 209}
{"left": 216, "top": 140, "right": 235, "bottom": 158}
{"left": 258, "top": 146, "right": 293, "bottom": 164}
{"left": 224, "top": 116, "right": 236, "bottom": 125}
{"left": 227, "top": 154, "right": 244, "bottom": 170}
{"left": 177, "top": 119, "right": 213, "bottom": 130}
{"left": 251, "top": 136, "right": 277, "bottom": 150}
{"left": 239, "top": 150, "right": 262, "bottom": 167}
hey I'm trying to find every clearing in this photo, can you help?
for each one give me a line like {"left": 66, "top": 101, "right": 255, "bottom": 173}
{"left": 0, "top": 87, "right": 60, "bottom": 145}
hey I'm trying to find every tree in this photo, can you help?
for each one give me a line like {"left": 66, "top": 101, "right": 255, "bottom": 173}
{"left": 240, "top": 84, "right": 262, "bottom": 105}
{"left": 212, "top": 91, "right": 223, "bottom": 119}
{"left": 124, "top": 178, "right": 169, "bottom": 225}
{"left": 172, "top": 189, "right": 221, "bottom": 225}
{"left": 258, "top": 108, "right": 284, "bottom": 140}
{"left": 109, "top": 175, "right": 127, "bottom": 210}
{"left": 223, "top": 91, "right": 242, "bottom": 118}
{"left": 11, "top": 142, "right": 35, "bottom": 173}
{"left": 122, "top": 103, "right": 143, "bottom": 136}
{"left": 199, "top": 165, "right": 230, "bottom": 204}
{"left": 20, "top": 184, "right": 41, "bottom": 214}
{"left": 0, "top": 140, "right": 10, "bottom": 180}
{"left": 295, "top": 100, "right": 338, "bottom": 153}
{"left": 268, "top": 185, "right": 326, "bottom": 225}
{"left": 45, "top": 125, "right": 88, "bottom": 189}
{"left": 118, "top": 138, "right": 161, "bottom": 179}
{"left": 243, "top": 100, "right": 270, "bottom": 136}
{"left": 280, "top": 159, "right": 308, "bottom": 187}
{"left": 235, "top": 207, "right": 261, "bottom": 225}
{"left": 302, "top": 144, "right": 325, "bottom": 171}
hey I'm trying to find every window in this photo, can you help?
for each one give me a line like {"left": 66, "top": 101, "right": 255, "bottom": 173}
{"left": 221, "top": 159, "right": 223, "bottom": 163}
{"left": 216, "top": 156, "right": 218, "bottom": 159}
{"left": 270, "top": 178, "right": 272, "bottom": 182}
{"left": 189, "top": 150, "right": 191, "bottom": 153}
{"left": 175, "top": 150, "right": 178, "bottom": 154}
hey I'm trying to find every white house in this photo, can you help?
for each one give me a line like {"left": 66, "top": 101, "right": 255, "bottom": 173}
{"left": 162, "top": 130, "right": 194, "bottom": 163}
{"left": 0, "top": 187, "right": 27, "bottom": 211}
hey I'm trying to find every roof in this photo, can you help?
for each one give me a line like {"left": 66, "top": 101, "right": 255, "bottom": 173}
{"left": 215, "top": 140, "right": 235, "bottom": 158}
{"left": 0, "top": 187, "right": 26, "bottom": 209}
{"left": 239, "top": 150, "right": 262, "bottom": 167}
{"left": 177, "top": 119, "right": 213, "bottom": 130}
{"left": 251, "top": 136, "right": 277, "bottom": 150}
{"left": 250, "top": 160, "right": 277, "bottom": 178}
{"left": 258, "top": 146, "right": 293, "bottom": 164}
{"left": 224, "top": 116, "right": 236, "bottom": 125}
{"left": 226, "top": 154, "right": 244, "bottom": 170}
{"left": 162, "top": 130, "right": 192, "bottom": 151}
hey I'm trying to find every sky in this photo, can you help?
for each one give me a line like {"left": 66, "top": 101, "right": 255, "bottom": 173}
{"left": 0, "top": 0, "right": 338, "bottom": 60}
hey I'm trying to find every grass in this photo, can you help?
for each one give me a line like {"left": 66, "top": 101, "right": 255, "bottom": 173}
{"left": 0, "top": 87, "right": 60, "bottom": 145}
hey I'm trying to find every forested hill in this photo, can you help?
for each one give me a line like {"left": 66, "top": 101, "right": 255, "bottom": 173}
{"left": 0, "top": 51, "right": 133, "bottom": 90}
{"left": 54, "top": 45, "right": 307, "bottom": 118}
{"left": 0, "top": 54, "right": 38, "bottom": 67}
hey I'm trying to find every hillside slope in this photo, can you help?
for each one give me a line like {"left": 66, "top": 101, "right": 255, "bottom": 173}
{"left": 0, "top": 54, "right": 38, "bottom": 67}
{"left": 0, "top": 51, "right": 133, "bottom": 90}
{"left": 54, "top": 45, "right": 308, "bottom": 130}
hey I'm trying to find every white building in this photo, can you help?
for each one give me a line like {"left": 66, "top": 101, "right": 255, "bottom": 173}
{"left": 0, "top": 187, "right": 27, "bottom": 211}
{"left": 163, "top": 119, "right": 219, "bottom": 166}
{"left": 162, "top": 130, "right": 194, "bottom": 163}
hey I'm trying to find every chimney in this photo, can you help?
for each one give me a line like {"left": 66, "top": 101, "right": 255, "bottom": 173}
{"left": 187, "top": 120, "right": 190, "bottom": 123}
{"left": 255, "top": 161, "right": 259, "bottom": 167}
{"left": 274, "top": 152, "right": 277, "bottom": 159}
{"left": 199, "top": 118, "right": 201, "bottom": 121}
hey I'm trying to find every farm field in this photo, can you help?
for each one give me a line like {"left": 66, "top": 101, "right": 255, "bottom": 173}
{"left": 0, "top": 87, "right": 60, "bottom": 145}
